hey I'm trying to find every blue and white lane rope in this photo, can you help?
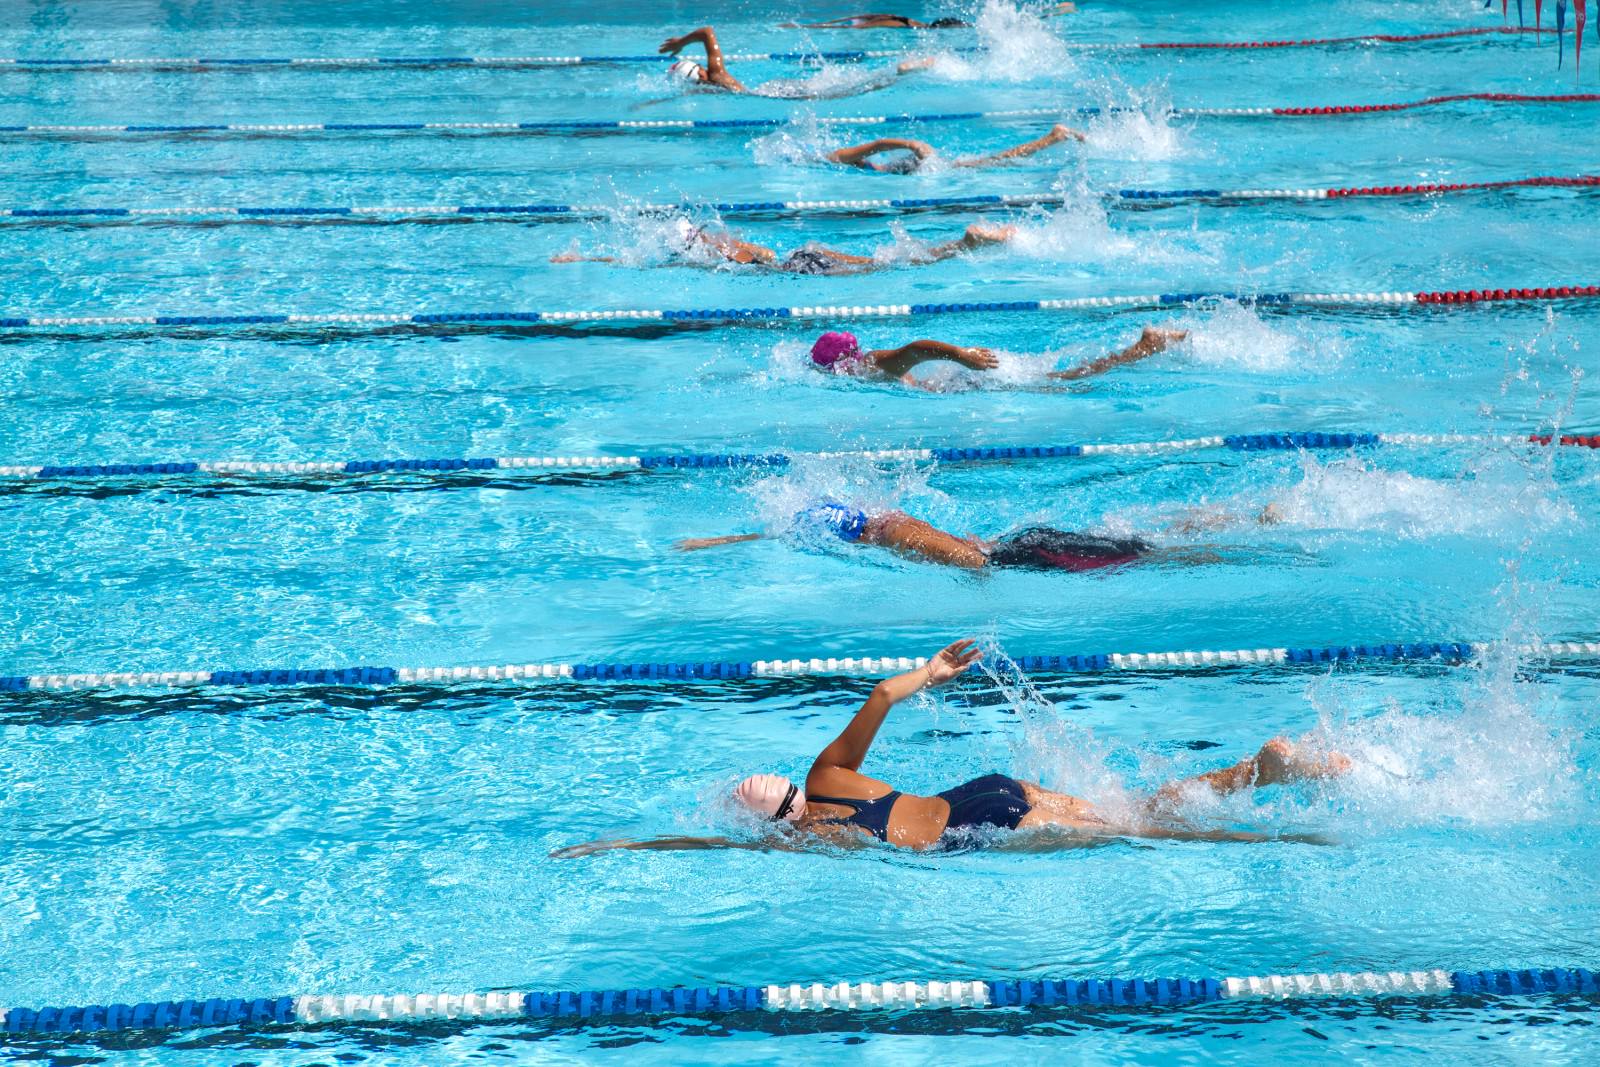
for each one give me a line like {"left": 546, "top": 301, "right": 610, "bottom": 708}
{"left": 9, "top": 176, "right": 1596, "bottom": 226}
{"left": 4, "top": 284, "right": 1598, "bottom": 333}
{"left": 5, "top": 94, "right": 1597, "bottom": 139}
{"left": 0, "top": 29, "right": 1545, "bottom": 71}
{"left": 5, "top": 431, "right": 1599, "bottom": 488}
{"left": 6, "top": 640, "right": 1600, "bottom": 693}
{"left": 2, "top": 967, "right": 1595, "bottom": 1035}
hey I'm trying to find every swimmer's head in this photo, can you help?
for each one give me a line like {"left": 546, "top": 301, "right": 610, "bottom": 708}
{"left": 668, "top": 58, "right": 706, "bottom": 82}
{"left": 735, "top": 773, "right": 806, "bottom": 821}
{"left": 810, "top": 330, "right": 862, "bottom": 369}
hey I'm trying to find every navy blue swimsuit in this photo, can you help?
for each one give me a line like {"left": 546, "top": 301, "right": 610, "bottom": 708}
{"left": 810, "top": 774, "right": 1031, "bottom": 843}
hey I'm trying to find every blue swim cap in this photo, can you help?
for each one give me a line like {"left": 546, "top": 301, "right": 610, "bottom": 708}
{"left": 797, "top": 500, "right": 869, "bottom": 543}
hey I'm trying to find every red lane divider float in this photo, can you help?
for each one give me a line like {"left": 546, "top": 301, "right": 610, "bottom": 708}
{"left": 1139, "top": 26, "right": 1541, "bottom": 49}
{"left": 1529, "top": 434, "right": 1600, "bottom": 446}
{"left": 1413, "top": 284, "right": 1600, "bottom": 304}
{"left": 1271, "top": 91, "right": 1600, "bottom": 115}
{"left": 1325, "top": 174, "right": 1600, "bottom": 197}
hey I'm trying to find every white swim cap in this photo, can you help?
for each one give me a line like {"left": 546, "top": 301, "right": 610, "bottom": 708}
{"left": 735, "top": 774, "right": 806, "bottom": 821}
{"left": 668, "top": 58, "right": 706, "bottom": 82}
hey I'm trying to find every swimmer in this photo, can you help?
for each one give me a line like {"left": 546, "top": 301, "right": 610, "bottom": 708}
{"left": 678, "top": 499, "right": 1169, "bottom": 572}
{"left": 659, "top": 25, "right": 934, "bottom": 98}
{"left": 552, "top": 221, "right": 1017, "bottom": 276}
{"left": 807, "top": 325, "right": 1187, "bottom": 389}
{"left": 780, "top": 4, "right": 1076, "bottom": 29}
{"left": 553, "top": 638, "right": 1350, "bottom": 857}
{"left": 827, "top": 124, "right": 1085, "bottom": 173}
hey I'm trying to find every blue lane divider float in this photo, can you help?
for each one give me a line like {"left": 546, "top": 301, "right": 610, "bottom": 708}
{"left": 2, "top": 968, "right": 1594, "bottom": 1035}
{"left": 5, "top": 639, "right": 1599, "bottom": 694}
{"left": 3, "top": 283, "right": 1597, "bottom": 333}
{"left": 8, "top": 175, "right": 1596, "bottom": 227}
{"left": 4, "top": 94, "right": 1598, "bottom": 140}
{"left": 5, "top": 430, "right": 1598, "bottom": 489}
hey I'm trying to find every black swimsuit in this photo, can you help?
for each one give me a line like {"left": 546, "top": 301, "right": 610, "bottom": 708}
{"left": 810, "top": 774, "right": 1032, "bottom": 843}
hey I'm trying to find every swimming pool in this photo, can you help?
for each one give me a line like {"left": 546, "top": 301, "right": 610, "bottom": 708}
{"left": 2, "top": 0, "right": 1598, "bottom": 1061}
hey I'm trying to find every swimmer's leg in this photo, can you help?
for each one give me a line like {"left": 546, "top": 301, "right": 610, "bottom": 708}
{"left": 1016, "top": 781, "right": 1104, "bottom": 830}
{"left": 1148, "top": 736, "right": 1351, "bottom": 814}
{"left": 955, "top": 124, "right": 1086, "bottom": 168}
{"left": 1049, "top": 325, "right": 1188, "bottom": 380}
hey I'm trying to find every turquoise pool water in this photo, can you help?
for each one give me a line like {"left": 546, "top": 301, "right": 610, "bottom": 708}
{"left": 2, "top": 0, "right": 1598, "bottom": 1062}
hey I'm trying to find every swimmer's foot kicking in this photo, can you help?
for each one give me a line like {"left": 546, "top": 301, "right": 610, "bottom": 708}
{"left": 553, "top": 639, "right": 1350, "bottom": 857}
{"left": 808, "top": 325, "right": 1187, "bottom": 388}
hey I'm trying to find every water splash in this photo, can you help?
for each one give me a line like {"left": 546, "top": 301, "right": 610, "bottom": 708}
{"left": 1082, "top": 87, "right": 1194, "bottom": 162}
{"left": 749, "top": 112, "right": 844, "bottom": 166}
{"left": 1168, "top": 299, "right": 1333, "bottom": 372}
{"left": 926, "top": 1, "right": 1078, "bottom": 83}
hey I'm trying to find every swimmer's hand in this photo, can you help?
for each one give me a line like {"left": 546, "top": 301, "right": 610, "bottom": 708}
{"left": 896, "top": 55, "right": 937, "bottom": 74}
{"left": 1049, "top": 2, "right": 1078, "bottom": 15}
{"left": 924, "top": 638, "right": 982, "bottom": 686}
{"left": 955, "top": 346, "right": 999, "bottom": 371}
{"left": 658, "top": 34, "right": 689, "bottom": 55}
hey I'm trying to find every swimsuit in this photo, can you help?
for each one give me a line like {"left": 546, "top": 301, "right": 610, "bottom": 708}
{"left": 780, "top": 247, "right": 843, "bottom": 275}
{"left": 797, "top": 501, "right": 870, "bottom": 542}
{"left": 986, "top": 527, "right": 1151, "bottom": 572}
{"left": 809, "top": 774, "right": 1033, "bottom": 843}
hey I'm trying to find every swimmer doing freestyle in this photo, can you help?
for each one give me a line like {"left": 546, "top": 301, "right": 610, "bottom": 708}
{"left": 678, "top": 492, "right": 1283, "bottom": 573}
{"left": 552, "top": 220, "right": 1017, "bottom": 275}
{"left": 806, "top": 325, "right": 1186, "bottom": 388}
{"left": 554, "top": 639, "right": 1349, "bottom": 857}
{"left": 659, "top": 25, "right": 936, "bottom": 98}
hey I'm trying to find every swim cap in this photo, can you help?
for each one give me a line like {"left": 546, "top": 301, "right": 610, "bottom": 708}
{"left": 797, "top": 500, "right": 869, "bottom": 543}
{"left": 735, "top": 774, "right": 806, "bottom": 821}
{"left": 810, "top": 331, "right": 862, "bottom": 368}
{"left": 668, "top": 58, "right": 705, "bottom": 82}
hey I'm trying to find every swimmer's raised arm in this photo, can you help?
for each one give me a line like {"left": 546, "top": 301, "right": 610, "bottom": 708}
{"left": 659, "top": 26, "right": 745, "bottom": 91}
{"left": 810, "top": 639, "right": 981, "bottom": 775}
{"left": 827, "top": 137, "right": 936, "bottom": 168}
{"left": 867, "top": 339, "right": 999, "bottom": 381}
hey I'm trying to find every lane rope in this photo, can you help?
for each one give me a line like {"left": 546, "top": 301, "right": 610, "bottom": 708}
{"left": 6, "top": 175, "right": 1597, "bottom": 226}
{"left": 3, "top": 94, "right": 1598, "bottom": 140}
{"left": 1, "top": 966, "right": 1594, "bottom": 1035}
{"left": 4, "top": 283, "right": 1597, "bottom": 333}
{"left": 5, "top": 431, "right": 1598, "bottom": 489}
{"left": 6, "top": 640, "right": 1600, "bottom": 693}
{"left": 0, "top": 27, "right": 1546, "bottom": 71}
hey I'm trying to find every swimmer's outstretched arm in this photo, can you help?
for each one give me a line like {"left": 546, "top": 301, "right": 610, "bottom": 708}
{"left": 659, "top": 26, "right": 746, "bottom": 92}
{"left": 953, "top": 124, "right": 1086, "bottom": 168}
{"left": 675, "top": 533, "right": 765, "bottom": 551}
{"left": 862, "top": 512, "right": 991, "bottom": 568}
{"left": 913, "top": 223, "right": 1017, "bottom": 264}
{"left": 827, "top": 137, "right": 937, "bottom": 168}
{"left": 1048, "top": 326, "right": 1188, "bottom": 380}
{"left": 809, "top": 639, "right": 981, "bottom": 776}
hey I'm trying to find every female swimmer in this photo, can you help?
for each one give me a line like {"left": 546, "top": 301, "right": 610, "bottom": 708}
{"left": 552, "top": 221, "right": 1016, "bottom": 275}
{"left": 659, "top": 25, "right": 934, "bottom": 97}
{"left": 827, "top": 124, "right": 1085, "bottom": 173}
{"left": 677, "top": 499, "right": 1215, "bottom": 573}
{"left": 554, "top": 639, "right": 1348, "bottom": 856}
{"left": 806, "top": 325, "right": 1187, "bottom": 388}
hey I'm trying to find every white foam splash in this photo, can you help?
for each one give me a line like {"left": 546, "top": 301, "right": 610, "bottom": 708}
{"left": 927, "top": 1, "right": 1078, "bottom": 83}
{"left": 1171, "top": 299, "right": 1334, "bottom": 372}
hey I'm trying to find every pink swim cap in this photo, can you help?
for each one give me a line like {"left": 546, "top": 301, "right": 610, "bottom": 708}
{"left": 735, "top": 774, "right": 806, "bottom": 821}
{"left": 810, "top": 331, "right": 862, "bottom": 368}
